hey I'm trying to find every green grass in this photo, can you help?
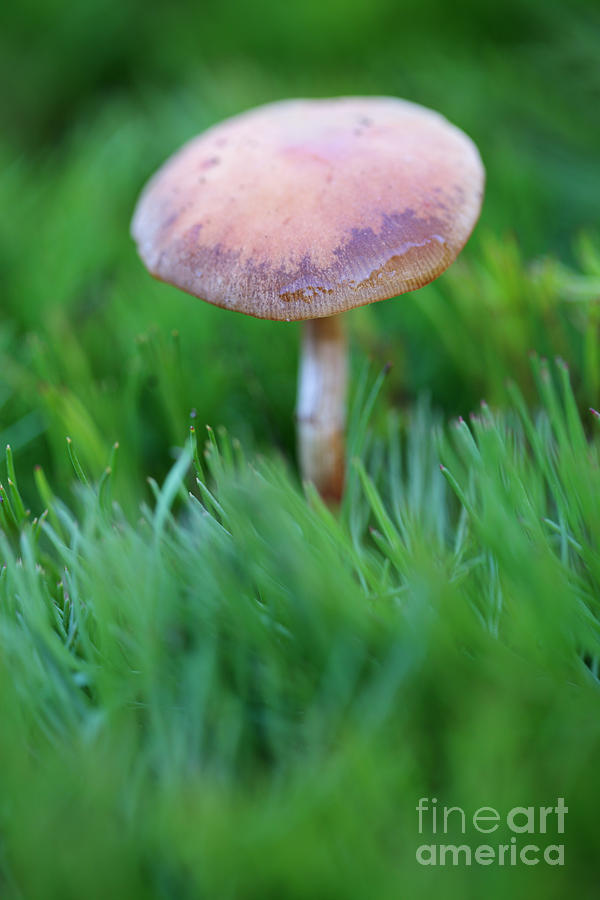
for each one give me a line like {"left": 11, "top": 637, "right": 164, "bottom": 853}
{"left": 1, "top": 361, "right": 600, "bottom": 898}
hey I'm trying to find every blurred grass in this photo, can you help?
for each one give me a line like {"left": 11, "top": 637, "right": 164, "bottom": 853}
{"left": 2, "top": 0, "right": 600, "bottom": 896}
{"left": 1, "top": 364, "right": 600, "bottom": 898}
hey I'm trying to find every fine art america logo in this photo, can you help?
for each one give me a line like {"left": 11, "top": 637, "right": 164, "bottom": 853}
{"left": 416, "top": 797, "right": 567, "bottom": 866}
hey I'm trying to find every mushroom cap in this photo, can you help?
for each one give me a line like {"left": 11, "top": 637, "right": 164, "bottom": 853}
{"left": 131, "top": 97, "right": 484, "bottom": 321}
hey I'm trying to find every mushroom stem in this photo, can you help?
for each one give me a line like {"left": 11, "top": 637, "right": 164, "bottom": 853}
{"left": 297, "top": 315, "right": 347, "bottom": 503}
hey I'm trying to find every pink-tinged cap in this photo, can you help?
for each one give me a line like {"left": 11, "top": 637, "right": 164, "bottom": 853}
{"left": 132, "top": 97, "right": 484, "bottom": 321}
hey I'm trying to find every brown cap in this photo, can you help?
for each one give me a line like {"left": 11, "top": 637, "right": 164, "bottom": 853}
{"left": 131, "top": 97, "right": 484, "bottom": 321}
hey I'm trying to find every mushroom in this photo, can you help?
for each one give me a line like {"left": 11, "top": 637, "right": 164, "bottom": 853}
{"left": 131, "top": 97, "right": 484, "bottom": 502}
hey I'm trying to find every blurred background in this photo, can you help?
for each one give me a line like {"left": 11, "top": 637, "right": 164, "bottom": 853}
{"left": 2, "top": 0, "right": 600, "bottom": 505}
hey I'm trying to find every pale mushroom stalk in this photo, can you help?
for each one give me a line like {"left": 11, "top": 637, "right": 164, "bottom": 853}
{"left": 296, "top": 315, "right": 347, "bottom": 502}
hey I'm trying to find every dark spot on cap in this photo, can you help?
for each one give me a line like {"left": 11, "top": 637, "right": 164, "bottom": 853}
{"left": 199, "top": 157, "right": 220, "bottom": 170}
{"left": 161, "top": 211, "right": 180, "bottom": 231}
